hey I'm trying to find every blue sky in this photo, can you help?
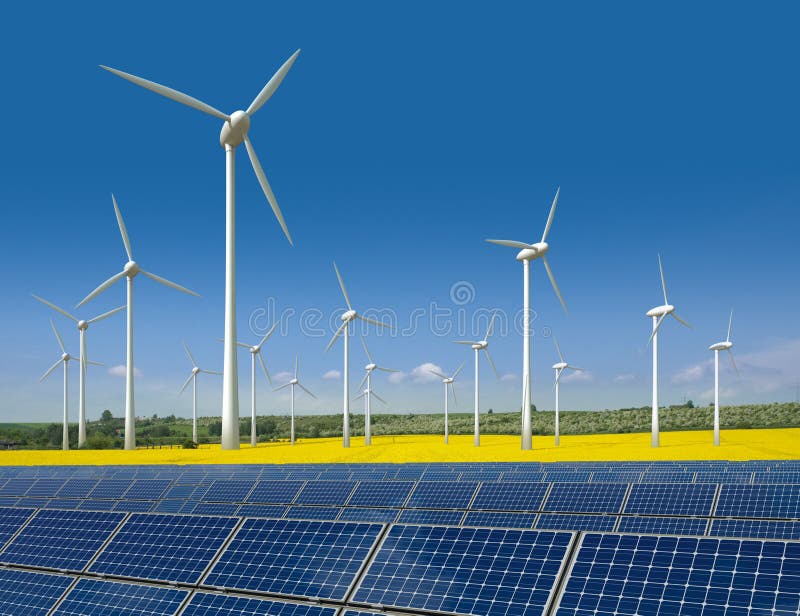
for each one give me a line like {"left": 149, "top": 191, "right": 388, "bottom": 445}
{"left": 2, "top": 1, "right": 799, "bottom": 422}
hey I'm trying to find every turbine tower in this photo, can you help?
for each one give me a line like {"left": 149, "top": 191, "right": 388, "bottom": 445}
{"left": 326, "top": 262, "right": 388, "bottom": 448}
{"left": 646, "top": 254, "right": 691, "bottom": 447}
{"left": 100, "top": 50, "right": 300, "bottom": 450}
{"left": 551, "top": 335, "right": 583, "bottom": 446}
{"left": 32, "top": 295, "right": 123, "bottom": 447}
{"left": 39, "top": 320, "right": 84, "bottom": 450}
{"left": 428, "top": 363, "right": 464, "bottom": 444}
{"left": 78, "top": 195, "right": 198, "bottom": 450}
{"left": 235, "top": 323, "right": 278, "bottom": 448}
{"left": 355, "top": 386, "right": 387, "bottom": 440}
{"left": 454, "top": 311, "right": 500, "bottom": 447}
{"left": 709, "top": 310, "right": 739, "bottom": 446}
{"left": 358, "top": 338, "right": 398, "bottom": 445}
{"left": 273, "top": 355, "right": 316, "bottom": 445}
{"left": 486, "top": 188, "right": 567, "bottom": 450}
{"left": 179, "top": 342, "right": 222, "bottom": 445}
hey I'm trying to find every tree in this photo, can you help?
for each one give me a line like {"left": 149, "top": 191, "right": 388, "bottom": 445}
{"left": 530, "top": 403, "right": 537, "bottom": 413}
{"left": 207, "top": 420, "right": 222, "bottom": 437}
{"left": 686, "top": 400, "right": 694, "bottom": 409}
{"left": 101, "top": 410, "right": 113, "bottom": 422}
{"left": 488, "top": 409, "right": 493, "bottom": 415}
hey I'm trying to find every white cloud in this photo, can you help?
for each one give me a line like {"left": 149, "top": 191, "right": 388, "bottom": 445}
{"left": 561, "top": 370, "right": 593, "bottom": 383}
{"left": 322, "top": 370, "right": 341, "bottom": 380}
{"left": 501, "top": 373, "right": 518, "bottom": 382}
{"left": 614, "top": 373, "right": 637, "bottom": 383}
{"left": 409, "top": 363, "right": 444, "bottom": 384}
{"left": 273, "top": 371, "right": 293, "bottom": 382}
{"left": 108, "top": 365, "right": 142, "bottom": 378}
{"left": 672, "top": 361, "right": 711, "bottom": 384}
{"left": 388, "top": 371, "right": 407, "bottom": 384}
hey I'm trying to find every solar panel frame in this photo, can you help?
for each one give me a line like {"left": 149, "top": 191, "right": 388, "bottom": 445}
{"left": 543, "top": 483, "right": 629, "bottom": 514}
{"left": 52, "top": 577, "right": 189, "bottom": 615}
{"left": 470, "top": 481, "right": 549, "bottom": 512}
{"left": 623, "top": 482, "right": 718, "bottom": 516}
{"left": 616, "top": 515, "right": 710, "bottom": 536}
{"left": 293, "top": 481, "right": 357, "bottom": 506}
{"left": 346, "top": 481, "right": 415, "bottom": 508}
{"left": 0, "top": 567, "right": 74, "bottom": 616}
{"left": 714, "top": 484, "right": 800, "bottom": 519}
{"left": 405, "top": 481, "right": 479, "bottom": 510}
{"left": 181, "top": 591, "right": 339, "bottom": 615}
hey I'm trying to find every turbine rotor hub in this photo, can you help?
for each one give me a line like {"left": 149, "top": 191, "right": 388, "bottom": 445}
{"left": 77, "top": 320, "right": 88, "bottom": 330}
{"left": 124, "top": 261, "right": 140, "bottom": 277}
{"left": 366, "top": 363, "right": 376, "bottom": 371}
{"left": 290, "top": 378, "right": 299, "bottom": 385}
{"left": 62, "top": 353, "right": 70, "bottom": 361}
{"left": 646, "top": 304, "right": 674, "bottom": 318}
{"left": 553, "top": 362, "right": 568, "bottom": 370}
{"left": 341, "top": 309, "right": 357, "bottom": 322}
{"left": 192, "top": 367, "right": 200, "bottom": 374}
{"left": 219, "top": 110, "right": 250, "bottom": 148}
{"left": 516, "top": 242, "right": 548, "bottom": 262}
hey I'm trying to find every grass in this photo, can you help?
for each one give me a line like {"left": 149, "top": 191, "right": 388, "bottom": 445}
{"left": 0, "top": 427, "right": 798, "bottom": 466}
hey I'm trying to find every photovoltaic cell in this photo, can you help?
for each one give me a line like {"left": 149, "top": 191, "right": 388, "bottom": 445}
{"left": 0, "top": 479, "right": 32, "bottom": 496}
{"left": 151, "top": 499, "right": 185, "bottom": 513}
{"left": 616, "top": 516, "right": 709, "bottom": 536}
{"left": 86, "top": 479, "right": 131, "bottom": 499}
{"left": 45, "top": 499, "right": 80, "bottom": 510}
{"left": 26, "top": 479, "right": 67, "bottom": 497}
{"left": 293, "top": 481, "right": 356, "bottom": 506}
{"left": 396, "top": 509, "right": 465, "bottom": 526}
{"left": 284, "top": 506, "right": 342, "bottom": 521}
{"left": 535, "top": 513, "right": 618, "bottom": 532}
{"left": 0, "top": 568, "right": 73, "bottom": 615}
{"left": 624, "top": 483, "right": 717, "bottom": 516}
{"left": 470, "top": 482, "right": 548, "bottom": 511}
{"left": 89, "top": 513, "right": 238, "bottom": 584}
{"left": 353, "top": 525, "right": 573, "bottom": 616}
{"left": 77, "top": 499, "right": 116, "bottom": 511}
{"left": 543, "top": 483, "right": 628, "bottom": 514}
{"left": 462, "top": 511, "right": 537, "bottom": 529}
{"left": 52, "top": 578, "right": 189, "bottom": 616}
{"left": 122, "top": 479, "right": 171, "bottom": 500}
{"left": 190, "top": 502, "right": 241, "bottom": 516}
{"left": 247, "top": 480, "right": 306, "bottom": 504}
{"left": 337, "top": 508, "right": 400, "bottom": 523}
{"left": 714, "top": 484, "right": 800, "bottom": 519}
{"left": 405, "top": 481, "right": 479, "bottom": 509}
{"left": 205, "top": 518, "right": 383, "bottom": 600}
{"left": 182, "top": 592, "right": 338, "bottom": 616}
{"left": 202, "top": 480, "right": 256, "bottom": 503}
{"left": 0, "top": 508, "right": 34, "bottom": 549}
{"left": 237, "top": 504, "right": 287, "bottom": 518}
{"left": 346, "top": 481, "right": 415, "bottom": 507}
{"left": 0, "top": 509, "right": 124, "bottom": 571}
{"left": 709, "top": 519, "right": 800, "bottom": 540}
{"left": 112, "top": 500, "right": 156, "bottom": 513}
{"left": 555, "top": 533, "right": 800, "bottom": 616}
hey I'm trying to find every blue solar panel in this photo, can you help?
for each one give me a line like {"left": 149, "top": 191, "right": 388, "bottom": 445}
{"left": 462, "top": 511, "right": 537, "bottom": 528}
{"left": 405, "top": 481, "right": 479, "bottom": 509}
{"left": 617, "top": 515, "right": 709, "bottom": 536}
{"left": 0, "top": 479, "right": 33, "bottom": 496}
{"left": 470, "top": 482, "right": 549, "bottom": 511}
{"left": 205, "top": 518, "right": 383, "bottom": 600}
{"left": 638, "top": 471, "right": 695, "bottom": 483}
{"left": 346, "top": 481, "right": 415, "bottom": 507}
{"left": 555, "top": 533, "right": 800, "bottom": 616}
{"left": 752, "top": 471, "right": 800, "bottom": 484}
{"left": 182, "top": 592, "right": 337, "bottom": 615}
{"left": 0, "top": 568, "right": 73, "bottom": 615}
{"left": 396, "top": 509, "right": 465, "bottom": 526}
{"left": 57, "top": 479, "right": 98, "bottom": 497}
{"left": 714, "top": 484, "right": 800, "bottom": 519}
{"left": 190, "top": 502, "right": 241, "bottom": 516}
{"left": 536, "top": 513, "right": 618, "bottom": 532}
{"left": 237, "top": 504, "right": 287, "bottom": 518}
{"left": 544, "top": 483, "right": 628, "bottom": 514}
{"left": 44, "top": 499, "right": 80, "bottom": 510}
{"left": 53, "top": 578, "right": 189, "bottom": 615}
{"left": 624, "top": 483, "right": 717, "bottom": 516}
{"left": 284, "top": 506, "right": 342, "bottom": 521}
{"left": 122, "top": 479, "right": 171, "bottom": 500}
{"left": 353, "top": 525, "right": 573, "bottom": 615}
{"left": 112, "top": 500, "right": 156, "bottom": 512}
{"left": 15, "top": 497, "right": 48, "bottom": 508}
{"left": 338, "top": 508, "right": 400, "bottom": 523}
{"left": 293, "top": 481, "right": 356, "bottom": 506}
{"left": 89, "top": 513, "right": 238, "bottom": 584}
{"left": 86, "top": 479, "right": 130, "bottom": 499}
{"left": 590, "top": 472, "right": 642, "bottom": 483}
{"left": 162, "top": 484, "right": 202, "bottom": 500}
{"left": 544, "top": 471, "right": 592, "bottom": 483}
{"left": 248, "top": 480, "right": 306, "bottom": 504}
{"left": 202, "top": 479, "right": 256, "bottom": 502}
{"left": 0, "top": 509, "right": 124, "bottom": 571}
{"left": 709, "top": 519, "right": 800, "bottom": 540}
{"left": 151, "top": 499, "right": 185, "bottom": 513}
{"left": 26, "top": 479, "right": 67, "bottom": 497}
{"left": 77, "top": 498, "right": 116, "bottom": 511}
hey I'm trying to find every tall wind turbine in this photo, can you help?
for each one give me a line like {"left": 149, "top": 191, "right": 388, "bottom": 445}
{"left": 100, "top": 50, "right": 300, "bottom": 450}
{"left": 454, "top": 311, "right": 500, "bottom": 447}
{"left": 551, "top": 335, "right": 583, "bottom": 446}
{"left": 428, "top": 363, "right": 464, "bottom": 444}
{"left": 273, "top": 355, "right": 316, "bottom": 445}
{"left": 326, "top": 262, "right": 389, "bottom": 448}
{"left": 39, "top": 320, "right": 81, "bottom": 450}
{"left": 709, "top": 310, "right": 739, "bottom": 447}
{"left": 486, "top": 188, "right": 567, "bottom": 450}
{"left": 646, "top": 254, "right": 691, "bottom": 447}
{"left": 358, "top": 337, "right": 398, "bottom": 445}
{"left": 179, "top": 342, "right": 222, "bottom": 445}
{"left": 236, "top": 323, "right": 278, "bottom": 448}
{"left": 78, "top": 195, "right": 199, "bottom": 450}
{"left": 32, "top": 295, "right": 123, "bottom": 447}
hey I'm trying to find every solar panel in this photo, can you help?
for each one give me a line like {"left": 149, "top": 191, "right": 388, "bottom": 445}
{"left": 338, "top": 508, "right": 400, "bottom": 523}
{"left": 543, "top": 471, "right": 592, "bottom": 483}
{"left": 500, "top": 471, "right": 547, "bottom": 482}
{"left": 44, "top": 499, "right": 80, "bottom": 510}
{"left": 0, "top": 509, "right": 124, "bottom": 571}
{"left": 346, "top": 481, "right": 415, "bottom": 508}
{"left": 190, "top": 502, "right": 241, "bottom": 516}
{"left": 284, "top": 506, "right": 342, "bottom": 521}
{"left": 112, "top": 500, "right": 156, "bottom": 513}
{"left": 162, "top": 484, "right": 202, "bottom": 500}
{"left": 352, "top": 525, "right": 573, "bottom": 615}
{"left": 122, "top": 479, "right": 172, "bottom": 500}
{"left": 247, "top": 480, "right": 306, "bottom": 504}
{"left": 57, "top": 479, "right": 98, "bottom": 497}
{"left": 554, "top": 533, "right": 800, "bottom": 616}
{"left": 624, "top": 483, "right": 717, "bottom": 516}
{"left": 709, "top": 519, "right": 800, "bottom": 540}
{"left": 293, "top": 481, "right": 357, "bottom": 506}
{"left": 0, "top": 479, "right": 33, "bottom": 496}
{"left": 462, "top": 511, "right": 537, "bottom": 529}
{"left": 544, "top": 483, "right": 628, "bottom": 514}
{"left": 237, "top": 504, "right": 287, "bottom": 518}
{"left": 536, "top": 513, "right": 617, "bottom": 532}
{"left": 470, "top": 482, "right": 549, "bottom": 511}
{"left": 151, "top": 499, "right": 185, "bottom": 513}
{"left": 616, "top": 515, "right": 709, "bottom": 536}
{"left": 88, "top": 513, "right": 238, "bottom": 584}
{"left": 714, "top": 484, "right": 800, "bottom": 519}
{"left": 752, "top": 471, "right": 800, "bottom": 484}
{"left": 13, "top": 497, "right": 48, "bottom": 509}
{"left": 182, "top": 592, "right": 338, "bottom": 615}
{"left": 86, "top": 479, "right": 131, "bottom": 499}
{"left": 204, "top": 518, "right": 383, "bottom": 600}
{"left": 0, "top": 567, "right": 73, "bottom": 615}
{"left": 405, "top": 481, "right": 479, "bottom": 509}
{"left": 590, "top": 472, "right": 642, "bottom": 483}
{"left": 202, "top": 479, "right": 256, "bottom": 503}
{"left": 52, "top": 578, "right": 189, "bottom": 616}
{"left": 77, "top": 498, "right": 117, "bottom": 511}
{"left": 26, "top": 479, "right": 67, "bottom": 497}
{"left": 396, "top": 509, "right": 465, "bottom": 526}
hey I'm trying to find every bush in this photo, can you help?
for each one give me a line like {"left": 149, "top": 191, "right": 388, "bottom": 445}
{"left": 86, "top": 434, "right": 113, "bottom": 449}
{"left": 182, "top": 440, "right": 197, "bottom": 449}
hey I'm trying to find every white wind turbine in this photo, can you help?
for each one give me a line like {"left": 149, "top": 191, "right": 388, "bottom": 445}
{"left": 357, "top": 338, "right": 398, "bottom": 445}
{"left": 32, "top": 295, "right": 123, "bottom": 448}
{"left": 486, "top": 188, "right": 567, "bottom": 450}
{"left": 454, "top": 311, "right": 500, "bottom": 447}
{"left": 551, "top": 335, "right": 583, "bottom": 446}
{"left": 428, "top": 363, "right": 464, "bottom": 444}
{"left": 646, "top": 254, "right": 691, "bottom": 447}
{"left": 179, "top": 342, "right": 222, "bottom": 445}
{"left": 326, "top": 262, "right": 389, "bottom": 448}
{"left": 235, "top": 323, "right": 279, "bottom": 448}
{"left": 709, "top": 310, "right": 739, "bottom": 447}
{"left": 273, "top": 355, "right": 316, "bottom": 445}
{"left": 78, "top": 195, "right": 199, "bottom": 450}
{"left": 100, "top": 50, "right": 300, "bottom": 450}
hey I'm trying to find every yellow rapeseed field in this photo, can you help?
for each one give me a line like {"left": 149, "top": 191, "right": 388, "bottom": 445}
{"left": 1, "top": 428, "right": 798, "bottom": 466}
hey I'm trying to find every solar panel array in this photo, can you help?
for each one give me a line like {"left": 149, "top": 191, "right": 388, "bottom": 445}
{"left": 0, "top": 460, "right": 798, "bottom": 615}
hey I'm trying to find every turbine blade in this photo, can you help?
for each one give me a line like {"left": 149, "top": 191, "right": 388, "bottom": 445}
{"left": 428, "top": 368, "right": 447, "bottom": 379}
{"left": 359, "top": 372, "right": 369, "bottom": 389}
{"left": 452, "top": 361, "right": 465, "bottom": 379}
{"left": 376, "top": 366, "right": 399, "bottom": 373}
{"left": 325, "top": 321, "right": 347, "bottom": 352}
{"left": 247, "top": 49, "right": 301, "bottom": 115}
{"left": 359, "top": 315, "right": 390, "bottom": 330}
{"left": 86, "top": 360, "right": 104, "bottom": 367}
{"left": 140, "top": 270, "right": 200, "bottom": 297}
{"left": 297, "top": 383, "right": 317, "bottom": 399}
{"left": 353, "top": 391, "right": 365, "bottom": 401}
{"left": 273, "top": 382, "right": 291, "bottom": 391}
{"left": 671, "top": 312, "right": 692, "bottom": 329}
{"left": 40, "top": 358, "right": 62, "bottom": 382}
{"left": 453, "top": 340, "right": 478, "bottom": 345}
{"left": 258, "top": 352, "right": 272, "bottom": 385}
{"left": 111, "top": 194, "right": 134, "bottom": 261}
{"left": 486, "top": 310, "right": 498, "bottom": 339}
{"left": 243, "top": 134, "right": 293, "bottom": 245}
{"left": 182, "top": 342, "right": 197, "bottom": 366}
{"left": 483, "top": 348, "right": 500, "bottom": 380}
{"left": 449, "top": 382, "right": 457, "bottom": 407}
{"left": 553, "top": 334, "right": 565, "bottom": 363}
{"left": 727, "top": 309, "right": 733, "bottom": 342}
{"left": 235, "top": 341, "right": 251, "bottom": 349}
{"left": 50, "top": 319, "right": 66, "bottom": 354}
{"left": 178, "top": 373, "right": 193, "bottom": 395}
{"left": 32, "top": 295, "right": 77, "bottom": 322}
{"left": 258, "top": 322, "right": 279, "bottom": 348}
{"left": 88, "top": 305, "right": 125, "bottom": 324}
{"left": 728, "top": 349, "right": 740, "bottom": 378}
{"left": 360, "top": 336, "right": 373, "bottom": 363}
{"left": 295, "top": 354, "right": 299, "bottom": 379}
{"left": 542, "top": 256, "right": 568, "bottom": 314}
{"left": 541, "top": 186, "right": 560, "bottom": 243}
{"left": 333, "top": 262, "right": 353, "bottom": 310}
{"left": 567, "top": 365, "right": 584, "bottom": 371}
{"left": 201, "top": 369, "right": 223, "bottom": 375}
{"left": 372, "top": 391, "right": 388, "bottom": 405}
{"left": 658, "top": 254, "right": 668, "bottom": 305}
{"left": 485, "top": 239, "right": 536, "bottom": 250}
{"left": 647, "top": 313, "right": 667, "bottom": 345}
{"left": 100, "top": 65, "right": 229, "bottom": 121}
{"left": 77, "top": 270, "right": 126, "bottom": 307}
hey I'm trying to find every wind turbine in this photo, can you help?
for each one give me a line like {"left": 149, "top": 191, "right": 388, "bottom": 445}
{"left": 551, "top": 335, "right": 583, "bottom": 446}
{"left": 100, "top": 50, "right": 300, "bottom": 450}
{"left": 428, "top": 363, "right": 464, "bottom": 444}
{"left": 709, "top": 310, "right": 739, "bottom": 447}
{"left": 39, "top": 320, "right": 82, "bottom": 450}
{"left": 454, "top": 311, "right": 500, "bottom": 446}
{"left": 486, "top": 188, "right": 567, "bottom": 450}
{"left": 32, "top": 295, "right": 123, "bottom": 448}
{"left": 326, "top": 262, "right": 389, "bottom": 448}
{"left": 273, "top": 355, "right": 316, "bottom": 445}
{"left": 179, "top": 342, "right": 222, "bottom": 445}
{"left": 78, "top": 195, "right": 199, "bottom": 450}
{"left": 235, "top": 323, "right": 278, "bottom": 448}
{"left": 357, "top": 338, "right": 398, "bottom": 445}
{"left": 646, "top": 254, "right": 691, "bottom": 447}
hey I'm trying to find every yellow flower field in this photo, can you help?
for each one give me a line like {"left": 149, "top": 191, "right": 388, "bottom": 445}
{"left": 1, "top": 428, "right": 798, "bottom": 466}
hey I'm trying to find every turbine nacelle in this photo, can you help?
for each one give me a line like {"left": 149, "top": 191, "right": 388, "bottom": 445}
{"left": 443, "top": 377, "right": 454, "bottom": 384}
{"left": 124, "top": 260, "right": 140, "bottom": 277}
{"left": 552, "top": 361, "right": 568, "bottom": 370}
{"left": 219, "top": 110, "right": 251, "bottom": 148}
{"left": 516, "top": 242, "right": 549, "bottom": 262}
{"left": 290, "top": 378, "right": 299, "bottom": 385}
{"left": 341, "top": 309, "right": 357, "bottom": 322}
{"left": 646, "top": 304, "right": 674, "bottom": 318}
{"left": 472, "top": 341, "right": 488, "bottom": 350}
{"left": 61, "top": 353, "right": 71, "bottom": 362}
{"left": 192, "top": 366, "right": 200, "bottom": 375}
{"left": 365, "top": 363, "right": 377, "bottom": 372}
{"left": 77, "top": 320, "right": 89, "bottom": 331}
{"left": 709, "top": 341, "right": 733, "bottom": 351}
